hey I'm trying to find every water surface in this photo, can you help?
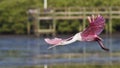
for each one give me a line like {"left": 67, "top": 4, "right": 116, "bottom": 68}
{"left": 0, "top": 35, "right": 120, "bottom": 66}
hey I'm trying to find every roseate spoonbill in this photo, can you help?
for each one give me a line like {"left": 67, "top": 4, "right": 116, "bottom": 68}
{"left": 45, "top": 15, "right": 109, "bottom": 51}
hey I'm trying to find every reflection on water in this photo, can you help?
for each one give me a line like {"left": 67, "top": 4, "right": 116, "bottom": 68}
{"left": 0, "top": 35, "right": 120, "bottom": 67}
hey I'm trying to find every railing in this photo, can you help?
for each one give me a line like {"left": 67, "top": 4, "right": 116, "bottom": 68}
{"left": 28, "top": 7, "right": 120, "bottom": 36}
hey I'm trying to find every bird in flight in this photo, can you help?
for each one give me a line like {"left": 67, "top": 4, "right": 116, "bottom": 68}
{"left": 44, "top": 15, "right": 109, "bottom": 51}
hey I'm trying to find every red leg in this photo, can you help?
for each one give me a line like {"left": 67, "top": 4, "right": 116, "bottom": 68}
{"left": 95, "top": 37, "right": 109, "bottom": 51}
{"left": 97, "top": 40, "right": 109, "bottom": 51}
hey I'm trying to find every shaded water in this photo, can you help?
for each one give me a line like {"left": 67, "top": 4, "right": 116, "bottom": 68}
{"left": 0, "top": 35, "right": 120, "bottom": 67}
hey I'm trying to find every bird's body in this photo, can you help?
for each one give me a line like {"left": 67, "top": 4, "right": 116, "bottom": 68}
{"left": 45, "top": 15, "right": 109, "bottom": 51}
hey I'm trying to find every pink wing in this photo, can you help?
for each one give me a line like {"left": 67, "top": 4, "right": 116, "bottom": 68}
{"left": 81, "top": 15, "right": 105, "bottom": 38}
{"left": 44, "top": 37, "right": 63, "bottom": 45}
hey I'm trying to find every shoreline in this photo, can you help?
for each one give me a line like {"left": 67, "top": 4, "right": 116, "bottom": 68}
{"left": 0, "top": 33, "right": 119, "bottom": 38}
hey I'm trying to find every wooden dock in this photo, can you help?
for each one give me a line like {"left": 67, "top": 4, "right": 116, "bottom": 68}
{"left": 27, "top": 7, "right": 120, "bottom": 36}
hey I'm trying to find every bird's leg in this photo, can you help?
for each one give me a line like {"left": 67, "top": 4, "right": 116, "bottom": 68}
{"left": 97, "top": 40, "right": 109, "bottom": 51}
{"left": 95, "top": 37, "right": 109, "bottom": 51}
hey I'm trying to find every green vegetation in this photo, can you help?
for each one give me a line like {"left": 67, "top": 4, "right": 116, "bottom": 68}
{"left": 0, "top": 0, "right": 120, "bottom": 34}
{"left": 57, "top": 20, "right": 81, "bottom": 34}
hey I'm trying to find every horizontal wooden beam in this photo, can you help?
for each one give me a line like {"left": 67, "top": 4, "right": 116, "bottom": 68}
{"left": 38, "top": 29, "right": 55, "bottom": 33}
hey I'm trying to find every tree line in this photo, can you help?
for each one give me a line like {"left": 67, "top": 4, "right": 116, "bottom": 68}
{"left": 0, "top": 0, "right": 120, "bottom": 34}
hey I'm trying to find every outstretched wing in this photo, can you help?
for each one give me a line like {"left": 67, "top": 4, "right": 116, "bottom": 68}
{"left": 81, "top": 15, "right": 105, "bottom": 38}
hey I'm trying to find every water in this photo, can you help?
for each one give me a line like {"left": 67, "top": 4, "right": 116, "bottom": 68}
{"left": 0, "top": 35, "right": 120, "bottom": 67}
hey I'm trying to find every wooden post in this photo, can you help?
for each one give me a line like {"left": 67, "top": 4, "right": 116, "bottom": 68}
{"left": 32, "top": 9, "right": 40, "bottom": 37}
{"left": 27, "top": 21, "right": 30, "bottom": 35}
{"left": 109, "top": 7, "right": 113, "bottom": 65}
{"left": 109, "top": 7, "right": 112, "bottom": 34}
{"left": 83, "top": 7, "right": 86, "bottom": 65}
{"left": 52, "top": 11, "right": 56, "bottom": 36}
{"left": 83, "top": 7, "right": 86, "bottom": 30}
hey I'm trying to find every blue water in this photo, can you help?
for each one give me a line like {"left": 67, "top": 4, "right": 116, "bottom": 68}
{"left": 0, "top": 35, "right": 120, "bottom": 66}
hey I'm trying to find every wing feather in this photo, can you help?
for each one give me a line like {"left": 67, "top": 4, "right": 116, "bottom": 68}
{"left": 81, "top": 15, "right": 105, "bottom": 38}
